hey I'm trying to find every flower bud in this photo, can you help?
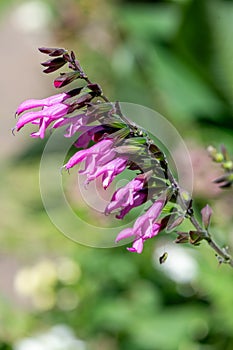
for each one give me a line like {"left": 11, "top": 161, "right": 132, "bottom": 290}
{"left": 41, "top": 57, "right": 67, "bottom": 73}
{"left": 201, "top": 204, "right": 213, "bottom": 229}
{"left": 222, "top": 161, "right": 233, "bottom": 171}
{"left": 166, "top": 215, "right": 185, "bottom": 231}
{"left": 214, "top": 173, "right": 233, "bottom": 188}
{"left": 189, "top": 231, "right": 203, "bottom": 245}
{"left": 39, "top": 47, "right": 67, "bottom": 57}
{"left": 54, "top": 72, "right": 80, "bottom": 88}
{"left": 207, "top": 146, "right": 224, "bottom": 162}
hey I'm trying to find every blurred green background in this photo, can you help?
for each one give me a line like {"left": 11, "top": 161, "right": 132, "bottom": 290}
{"left": 0, "top": 0, "right": 233, "bottom": 349}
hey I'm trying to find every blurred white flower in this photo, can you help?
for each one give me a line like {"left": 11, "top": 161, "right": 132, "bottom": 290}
{"left": 14, "top": 258, "right": 80, "bottom": 311}
{"left": 14, "top": 259, "right": 57, "bottom": 296}
{"left": 56, "top": 258, "right": 81, "bottom": 285}
{"left": 14, "top": 324, "right": 86, "bottom": 350}
{"left": 12, "top": 0, "right": 52, "bottom": 33}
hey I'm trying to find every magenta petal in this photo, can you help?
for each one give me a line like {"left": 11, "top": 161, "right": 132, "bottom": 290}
{"left": 52, "top": 115, "right": 84, "bottom": 129}
{"left": 127, "top": 247, "right": 137, "bottom": 252}
{"left": 16, "top": 111, "right": 46, "bottom": 131}
{"left": 44, "top": 103, "right": 69, "bottom": 118}
{"left": 64, "top": 115, "right": 91, "bottom": 137}
{"left": 16, "top": 93, "right": 68, "bottom": 115}
{"left": 105, "top": 178, "right": 146, "bottom": 218}
{"left": 16, "top": 104, "right": 69, "bottom": 131}
{"left": 101, "top": 159, "right": 127, "bottom": 189}
{"left": 146, "top": 198, "right": 166, "bottom": 219}
{"left": 134, "top": 214, "right": 148, "bottom": 232}
{"left": 79, "top": 154, "right": 98, "bottom": 175}
{"left": 30, "top": 118, "right": 51, "bottom": 138}
{"left": 115, "top": 228, "right": 134, "bottom": 242}
{"left": 128, "top": 238, "right": 144, "bottom": 254}
{"left": 16, "top": 99, "right": 46, "bottom": 115}
{"left": 85, "top": 157, "right": 126, "bottom": 185}
{"left": 97, "top": 149, "right": 116, "bottom": 166}
{"left": 116, "top": 192, "right": 147, "bottom": 219}
{"left": 105, "top": 198, "right": 125, "bottom": 214}
{"left": 65, "top": 139, "right": 114, "bottom": 170}
{"left": 75, "top": 128, "right": 94, "bottom": 148}
{"left": 65, "top": 149, "right": 90, "bottom": 169}
{"left": 91, "top": 139, "right": 114, "bottom": 153}
{"left": 143, "top": 222, "right": 161, "bottom": 239}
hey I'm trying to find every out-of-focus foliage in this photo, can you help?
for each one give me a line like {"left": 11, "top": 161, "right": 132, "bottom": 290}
{"left": 0, "top": 0, "right": 233, "bottom": 349}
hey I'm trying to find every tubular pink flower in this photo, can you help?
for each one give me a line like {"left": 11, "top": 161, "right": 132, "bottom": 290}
{"left": 74, "top": 125, "right": 112, "bottom": 148}
{"left": 52, "top": 113, "right": 93, "bottom": 137}
{"left": 86, "top": 157, "right": 128, "bottom": 189}
{"left": 116, "top": 191, "right": 147, "bottom": 219}
{"left": 64, "top": 139, "right": 115, "bottom": 170}
{"left": 105, "top": 177, "right": 145, "bottom": 216}
{"left": 30, "top": 117, "right": 51, "bottom": 139}
{"left": 64, "top": 138, "right": 127, "bottom": 189}
{"left": 16, "top": 92, "right": 69, "bottom": 115}
{"left": 115, "top": 198, "right": 165, "bottom": 253}
{"left": 127, "top": 238, "right": 144, "bottom": 254}
{"left": 79, "top": 149, "right": 116, "bottom": 176}
{"left": 15, "top": 103, "right": 69, "bottom": 133}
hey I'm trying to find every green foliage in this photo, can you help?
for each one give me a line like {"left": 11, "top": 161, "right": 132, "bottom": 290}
{"left": 0, "top": 0, "right": 233, "bottom": 349}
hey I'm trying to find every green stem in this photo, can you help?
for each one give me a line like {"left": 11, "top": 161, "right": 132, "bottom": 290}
{"left": 76, "top": 51, "right": 233, "bottom": 268}
{"left": 189, "top": 214, "right": 233, "bottom": 267}
{"left": 167, "top": 166, "right": 233, "bottom": 267}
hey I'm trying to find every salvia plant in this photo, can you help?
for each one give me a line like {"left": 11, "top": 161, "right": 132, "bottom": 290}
{"left": 13, "top": 47, "right": 233, "bottom": 266}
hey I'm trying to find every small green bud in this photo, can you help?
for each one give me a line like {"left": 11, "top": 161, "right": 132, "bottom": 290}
{"left": 214, "top": 153, "right": 224, "bottom": 162}
{"left": 181, "top": 190, "right": 190, "bottom": 202}
{"left": 207, "top": 146, "right": 224, "bottom": 162}
{"left": 222, "top": 161, "right": 233, "bottom": 171}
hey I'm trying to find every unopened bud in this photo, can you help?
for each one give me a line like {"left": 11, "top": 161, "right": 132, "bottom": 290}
{"left": 207, "top": 145, "right": 224, "bottom": 162}
{"left": 54, "top": 72, "right": 80, "bottom": 88}
{"left": 39, "top": 47, "right": 67, "bottom": 57}
{"left": 41, "top": 57, "right": 67, "bottom": 73}
{"left": 201, "top": 204, "right": 213, "bottom": 229}
{"left": 189, "top": 231, "right": 203, "bottom": 245}
{"left": 222, "top": 161, "right": 233, "bottom": 171}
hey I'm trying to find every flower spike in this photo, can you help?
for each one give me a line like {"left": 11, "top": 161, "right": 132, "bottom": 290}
{"left": 13, "top": 47, "right": 233, "bottom": 266}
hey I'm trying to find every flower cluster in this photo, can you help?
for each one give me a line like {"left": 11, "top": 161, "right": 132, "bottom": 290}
{"left": 15, "top": 47, "right": 232, "bottom": 262}
{"left": 14, "top": 47, "right": 177, "bottom": 253}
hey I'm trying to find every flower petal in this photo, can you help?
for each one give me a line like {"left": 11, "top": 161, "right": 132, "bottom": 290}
{"left": 16, "top": 93, "right": 68, "bottom": 115}
{"left": 127, "top": 238, "right": 144, "bottom": 254}
{"left": 115, "top": 228, "right": 134, "bottom": 242}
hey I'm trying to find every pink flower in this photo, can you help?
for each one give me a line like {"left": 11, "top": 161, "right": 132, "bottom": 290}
{"left": 105, "top": 176, "right": 147, "bottom": 218}
{"left": 115, "top": 198, "right": 165, "bottom": 253}
{"left": 15, "top": 103, "right": 69, "bottom": 131}
{"left": 85, "top": 157, "right": 128, "bottom": 189}
{"left": 52, "top": 113, "right": 94, "bottom": 137}
{"left": 74, "top": 125, "right": 116, "bottom": 148}
{"left": 115, "top": 191, "right": 147, "bottom": 219}
{"left": 16, "top": 92, "right": 69, "bottom": 115}
{"left": 64, "top": 139, "right": 115, "bottom": 170}
{"left": 15, "top": 88, "right": 82, "bottom": 138}
{"left": 64, "top": 139, "right": 128, "bottom": 189}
